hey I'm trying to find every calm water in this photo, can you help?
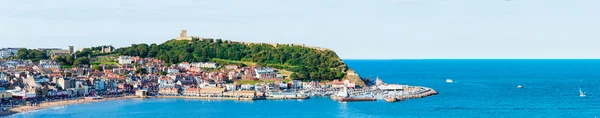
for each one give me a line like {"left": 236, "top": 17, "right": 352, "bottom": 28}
{"left": 10, "top": 60, "right": 600, "bottom": 118}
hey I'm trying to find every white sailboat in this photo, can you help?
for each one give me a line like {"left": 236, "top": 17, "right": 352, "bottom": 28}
{"left": 580, "top": 87, "right": 586, "bottom": 97}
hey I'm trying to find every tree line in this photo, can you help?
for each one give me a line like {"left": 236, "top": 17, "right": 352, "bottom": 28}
{"left": 15, "top": 49, "right": 91, "bottom": 67}
{"left": 12, "top": 39, "right": 348, "bottom": 81}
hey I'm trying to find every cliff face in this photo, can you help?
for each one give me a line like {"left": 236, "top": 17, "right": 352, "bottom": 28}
{"left": 344, "top": 69, "right": 366, "bottom": 87}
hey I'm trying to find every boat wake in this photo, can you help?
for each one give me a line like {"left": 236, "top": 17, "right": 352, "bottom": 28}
{"left": 459, "top": 82, "right": 488, "bottom": 87}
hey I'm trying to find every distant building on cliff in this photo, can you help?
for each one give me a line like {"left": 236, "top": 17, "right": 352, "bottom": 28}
{"left": 175, "top": 30, "right": 201, "bottom": 40}
{"left": 101, "top": 45, "right": 114, "bottom": 53}
{"left": 49, "top": 50, "right": 70, "bottom": 58}
{"left": 46, "top": 46, "right": 74, "bottom": 58}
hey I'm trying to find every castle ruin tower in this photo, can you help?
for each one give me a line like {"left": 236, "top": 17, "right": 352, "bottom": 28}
{"left": 180, "top": 30, "right": 187, "bottom": 38}
{"left": 68, "top": 45, "right": 74, "bottom": 54}
{"left": 176, "top": 30, "right": 192, "bottom": 40}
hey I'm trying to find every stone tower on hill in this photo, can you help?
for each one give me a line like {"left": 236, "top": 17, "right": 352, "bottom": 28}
{"left": 176, "top": 30, "right": 201, "bottom": 40}
{"left": 68, "top": 45, "right": 74, "bottom": 54}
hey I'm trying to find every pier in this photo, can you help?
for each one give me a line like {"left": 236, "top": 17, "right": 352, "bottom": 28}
{"left": 323, "top": 78, "right": 438, "bottom": 102}
{"left": 151, "top": 84, "right": 437, "bottom": 103}
{"left": 321, "top": 86, "right": 437, "bottom": 102}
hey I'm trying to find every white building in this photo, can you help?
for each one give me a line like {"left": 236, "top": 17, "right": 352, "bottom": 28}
{"left": 0, "top": 48, "right": 22, "bottom": 59}
{"left": 158, "top": 76, "right": 176, "bottom": 88}
{"left": 39, "top": 60, "right": 60, "bottom": 69}
{"left": 119, "top": 56, "right": 133, "bottom": 65}
{"left": 278, "top": 82, "right": 288, "bottom": 89}
{"left": 240, "top": 84, "right": 254, "bottom": 90}
{"left": 167, "top": 68, "right": 180, "bottom": 75}
{"left": 292, "top": 80, "right": 302, "bottom": 89}
{"left": 75, "top": 81, "right": 83, "bottom": 89}
{"left": 0, "top": 73, "right": 6, "bottom": 82}
{"left": 191, "top": 62, "right": 218, "bottom": 68}
{"left": 225, "top": 65, "right": 238, "bottom": 70}
{"left": 224, "top": 84, "right": 237, "bottom": 91}
{"left": 178, "top": 63, "right": 190, "bottom": 68}
{"left": 302, "top": 83, "right": 314, "bottom": 89}
{"left": 255, "top": 68, "right": 276, "bottom": 79}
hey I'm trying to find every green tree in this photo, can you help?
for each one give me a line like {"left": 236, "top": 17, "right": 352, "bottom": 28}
{"left": 105, "top": 65, "right": 114, "bottom": 70}
{"left": 16, "top": 49, "right": 29, "bottom": 59}
{"left": 16, "top": 49, "right": 48, "bottom": 61}
{"left": 73, "top": 57, "right": 90, "bottom": 66}
{"left": 65, "top": 55, "right": 74, "bottom": 65}
{"left": 290, "top": 73, "right": 299, "bottom": 79}
{"left": 92, "top": 65, "right": 103, "bottom": 71}
{"left": 114, "top": 39, "right": 348, "bottom": 81}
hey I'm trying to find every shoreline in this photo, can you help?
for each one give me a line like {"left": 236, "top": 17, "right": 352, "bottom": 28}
{"left": 0, "top": 96, "right": 139, "bottom": 117}
{"left": 0, "top": 87, "right": 437, "bottom": 117}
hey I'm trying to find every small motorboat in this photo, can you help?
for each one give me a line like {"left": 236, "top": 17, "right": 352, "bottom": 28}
{"left": 446, "top": 79, "right": 453, "bottom": 83}
{"left": 384, "top": 97, "right": 396, "bottom": 102}
{"left": 517, "top": 85, "right": 523, "bottom": 89}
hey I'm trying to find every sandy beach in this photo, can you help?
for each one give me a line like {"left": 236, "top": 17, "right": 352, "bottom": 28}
{"left": 0, "top": 96, "right": 139, "bottom": 117}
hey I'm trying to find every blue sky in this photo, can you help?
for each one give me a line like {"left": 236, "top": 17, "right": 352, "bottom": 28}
{"left": 1, "top": 0, "right": 599, "bottom": 59}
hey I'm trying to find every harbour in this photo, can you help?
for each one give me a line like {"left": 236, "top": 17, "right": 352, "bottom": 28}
{"left": 150, "top": 77, "right": 438, "bottom": 103}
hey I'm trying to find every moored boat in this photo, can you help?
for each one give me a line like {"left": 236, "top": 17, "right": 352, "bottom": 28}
{"left": 384, "top": 97, "right": 396, "bottom": 102}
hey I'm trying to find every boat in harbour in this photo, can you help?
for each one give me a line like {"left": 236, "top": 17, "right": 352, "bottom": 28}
{"left": 331, "top": 80, "right": 377, "bottom": 102}
{"left": 383, "top": 97, "right": 396, "bottom": 102}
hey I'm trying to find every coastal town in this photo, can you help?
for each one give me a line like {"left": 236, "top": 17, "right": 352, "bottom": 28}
{"left": 0, "top": 32, "right": 437, "bottom": 116}
{"left": 0, "top": 48, "right": 436, "bottom": 116}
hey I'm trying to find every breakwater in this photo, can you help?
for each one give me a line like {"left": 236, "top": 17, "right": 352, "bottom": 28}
{"left": 392, "top": 87, "right": 438, "bottom": 102}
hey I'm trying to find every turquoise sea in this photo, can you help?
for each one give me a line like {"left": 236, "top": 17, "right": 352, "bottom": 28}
{"left": 9, "top": 60, "right": 600, "bottom": 118}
